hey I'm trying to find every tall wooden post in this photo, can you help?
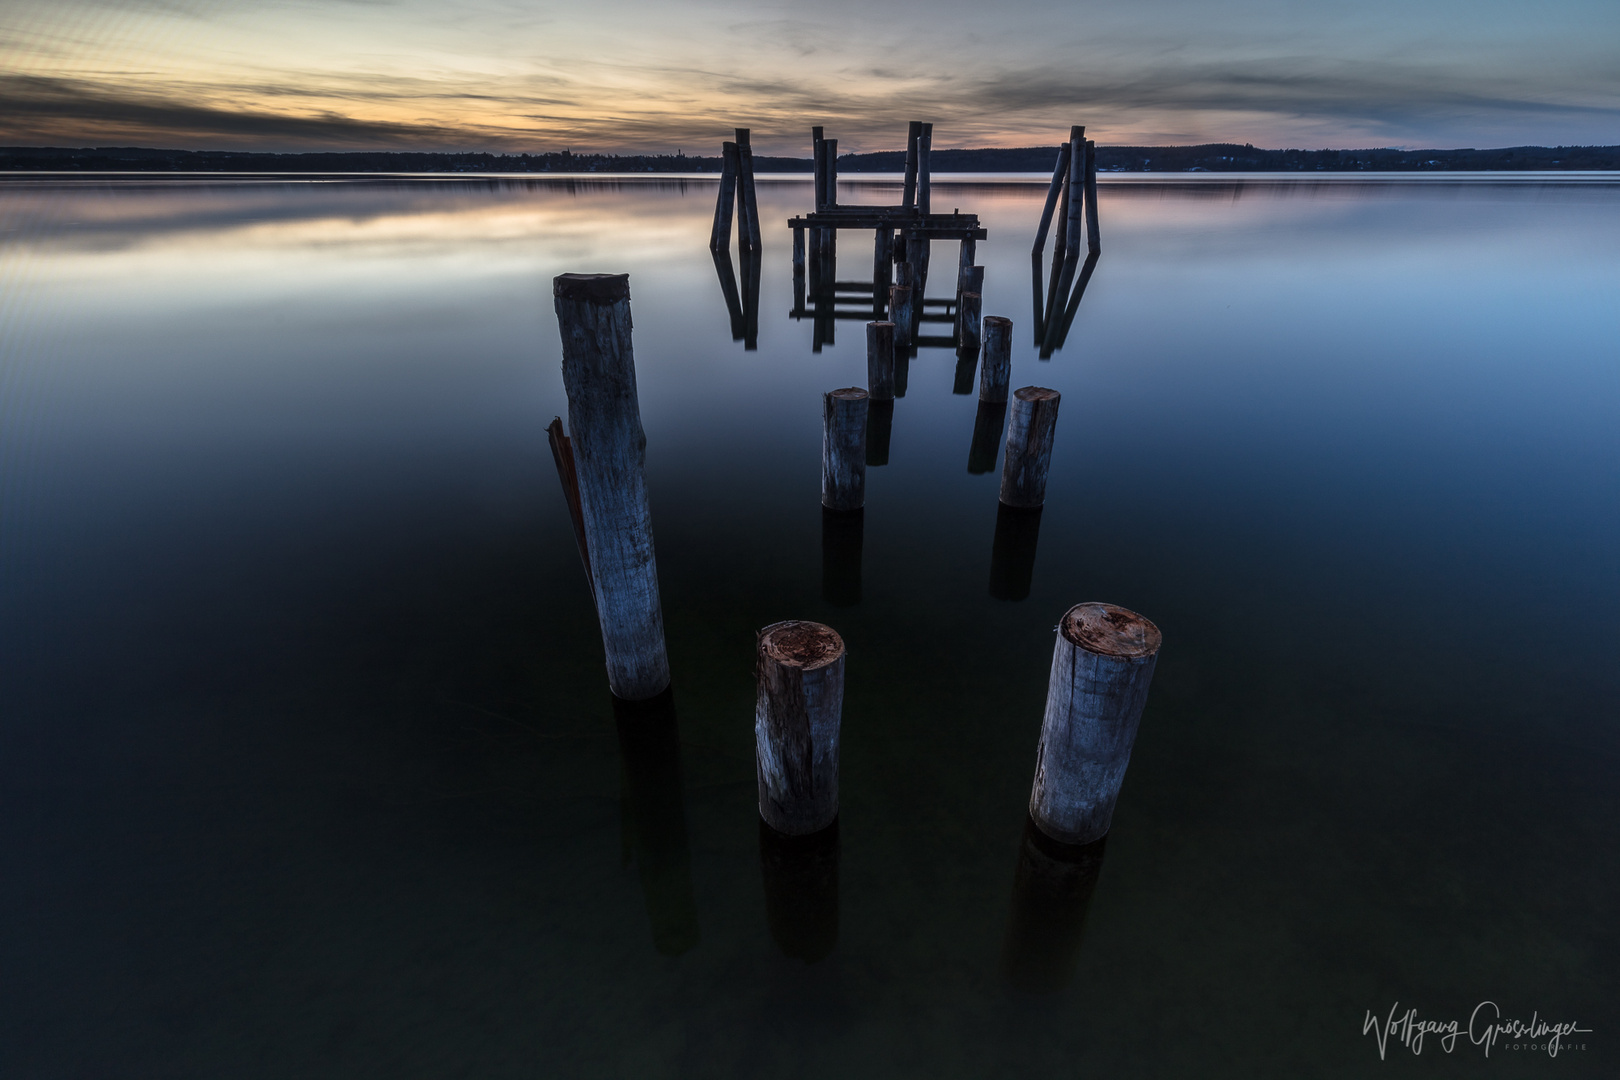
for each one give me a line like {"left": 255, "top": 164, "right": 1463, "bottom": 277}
{"left": 792, "top": 225, "right": 806, "bottom": 312}
{"left": 917, "top": 124, "right": 933, "bottom": 215}
{"left": 902, "top": 120, "right": 922, "bottom": 211}
{"left": 1084, "top": 139, "right": 1100, "bottom": 254}
{"left": 1000, "top": 386, "right": 1060, "bottom": 508}
{"left": 866, "top": 321, "right": 895, "bottom": 400}
{"left": 711, "top": 141, "right": 739, "bottom": 252}
{"left": 959, "top": 291, "right": 983, "bottom": 354}
{"left": 824, "top": 138, "right": 838, "bottom": 208}
{"left": 1028, "top": 603, "right": 1161, "bottom": 844}
{"left": 1031, "top": 146, "right": 1069, "bottom": 337}
{"left": 873, "top": 228, "right": 894, "bottom": 315}
{"left": 812, "top": 126, "right": 826, "bottom": 211}
{"left": 957, "top": 236, "right": 977, "bottom": 300}
{"left": 736, "top": 128, "right": 762, "bottom": 253}
{"left": 822, "top": 387, "right": 868, "bottom": 512}
{"left": 889, "top": 284, "right": 913, "bottom": 350}
{"left": 755, "top": 621, "right": 846, "bottom": 835}
{"left": 553, "top": 273, "right": 670, "bottom": 701}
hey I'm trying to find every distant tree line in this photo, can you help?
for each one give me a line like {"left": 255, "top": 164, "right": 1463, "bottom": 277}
{"left": 3, "top": 143, "right": 1618, "bottom": 173}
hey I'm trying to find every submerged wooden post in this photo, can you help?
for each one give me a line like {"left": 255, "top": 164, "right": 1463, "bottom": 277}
{"left": 822, "top": 388, "right": 869, "bottom": 512}
{"left": 1029, "top": 603, "right": 1162, "bottom": 844}
{"left": 710, "top": 141, "right": 739, "bottom": 252}
{"left": 736, "top": 128, "right": 763, "bottom": 253}
{"left": 1000, "top": 386, "right": 1060, "bottom": 508}
{"left": 755, "top": 620, "right": 846, "bottom": 835}
{"left": 866, "top": 321, "right": 895, "bottom": 400}
{"left": 980, "top": 316, "right": 1012, "bottom": 402}
{"left": 902, "top": 120, "right": 922, "bottom": 211}
{"left": 1084, "top": 139, "right": 1101, "bottom": 254}
{"left": 917, "top": 124, "right": 933, "bottom": 215}
{"left": 553, "top": 273, "right": 670, "bottom": 700}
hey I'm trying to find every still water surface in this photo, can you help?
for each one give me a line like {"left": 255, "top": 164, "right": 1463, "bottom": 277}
{"left": 1, "top": 174, "right": 1617, "bottom": 1077}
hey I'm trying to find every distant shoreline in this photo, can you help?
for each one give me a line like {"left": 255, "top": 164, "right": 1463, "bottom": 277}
{"left": 4, "top": 143, "right": 1618, "bottom": 173}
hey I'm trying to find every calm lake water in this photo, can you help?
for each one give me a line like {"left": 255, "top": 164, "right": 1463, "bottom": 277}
{"left": 1, "top": 173, "right": 1616, "bottom": 1077}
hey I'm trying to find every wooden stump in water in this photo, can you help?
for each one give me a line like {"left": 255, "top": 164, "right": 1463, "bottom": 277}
{"left": 710, "top": 141, "right": 738, "bottom": 252}
{"left": 553, "top": 273, "right": 671, "bottom": 701}
{"left": 999, "top": 386, "right": 1060, "bottom": 508}
{"left": 822, "top": 387, "right": 869, "bottom": 512}
{"left": 866, "top": 321, "right": 895, "bottom": 400}
{"left": 889, "top": 285, "right": 913, "bottom": 350}
{"left": 1028, "top": 604, "right": 1162, "bottom": 844}
{"left": 959, "top": 290, "right": 983, "bottom": 353}
{"left": 755, "top": 620, "right": 846, "bottom": 835}
{"left": 981, "top": 316, "right": 1013, "bottom": 403}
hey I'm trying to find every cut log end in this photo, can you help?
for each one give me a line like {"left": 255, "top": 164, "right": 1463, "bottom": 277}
{"left": 760, "top": 620, "right": 845, "bottom": 671}
{"left": 1059, "top": 603, "right": 1162, "bottom": 659}
{"left": 984, "top": 316, "right": 1012, "bottom": 333}
{"left": 554, "top": 273, "right": 630, "bottom": 303}
{"left": 828, "top": 387, "right": 869, "bottom": 403}
{"left": 1014, "top": 386, "right": 1061, "bottom": 404}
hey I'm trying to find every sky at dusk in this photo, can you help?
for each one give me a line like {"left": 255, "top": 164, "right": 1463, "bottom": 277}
{"left": 2, "top": 0, "right": 1617, "bottom": 154}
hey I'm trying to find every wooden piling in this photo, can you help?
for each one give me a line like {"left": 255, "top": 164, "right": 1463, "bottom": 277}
{"left": 957, "top": 236, "right": 977, "bottom": 298}
{"left": 1063, "top": 126, "right": 1085, "bottom": 267}
{"left": 959, "top": 291, "right": 983, "bottom": 354}
{"left": 957, "top": 263, "right": 984, "bottom": 347}
{"left": 710, "top": 141, "right": 739, "bottom": 252}
{"left": 812, "top": 126, "right": 826, "bottom": 210}
{"left": 980, "top": 316, "right": 1012, "bottom": 403}
{"left": 822, "top": 388, "right": 869, "bottom": 511}
{"left": 866, "top": 321, "right": 895, "bottom": 400}
{"left": 999, "top": 386, "right": 1060, "bottom": 509}
{"left": 902, "top": 120, "right": 922, "bottom": 211}
{"left": 553, "top": 273, "right": 670, "bottom": 701}
{"left": 824, "top": 138, "right": 838, "bottom": 208}
{"left": 1083, "top": 139, "right": 1100, "bottom": 254}
{"left": 889, "top": 284, "right": 913, "bottom": 349}
{"left": 736, "top": 128, "right": 763, "bottom": 253}
{"left": 872, "top": 228, "right": 893, "bottom": 314}
{"left": 1032, "top": 146, "right": 1069, "bottom": 259}
{"left": 1028, "top": 603, "right": 1161, "bottom": 845}
{"left": 917, "top": 124, "right": 933, "bottom": 215}
{"left": 755, "top": 620, "right": 846, "bottom": 835}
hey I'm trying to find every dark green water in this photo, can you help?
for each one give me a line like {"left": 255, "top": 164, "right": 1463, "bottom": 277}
{"left": 1, "top": 174, "right": 1616, "bottom": 1076}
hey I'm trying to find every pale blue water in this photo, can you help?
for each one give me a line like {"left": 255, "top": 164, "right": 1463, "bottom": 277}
{"left": 1, "top": 173, "right": 1616, "bottom": 1077}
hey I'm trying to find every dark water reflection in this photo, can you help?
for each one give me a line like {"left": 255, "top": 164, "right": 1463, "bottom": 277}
{"left": 1, "top": 173, "right": 1617, "bottom": 1077}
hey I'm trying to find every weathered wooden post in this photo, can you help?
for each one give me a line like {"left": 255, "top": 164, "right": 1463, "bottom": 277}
{"left": 553, "top": 273, "right": 670, "bottom": 701}
{"left": 711, "top": 249, "right": 745, "bottom": 340}
{"left": 822, "top": 387, "right": 868, "bottom": 512}
{"left": 736, "top": 128, "right": 763, "bottom": 253}
{"left": 1000, "top": 386, "right": 1060, "bottom": 509}
{"left": 1028, "top": 603, "right": 1162, "bottom": 844}
{"left": 824, "top": 138, "right": 838, "bottom": 208}
{"left": 957, "top": 236, "right": 977, "bottom": 300}
{"left": 812, "top": 126, "right": 826, "bottom": 210}
{"left": 613, "top": 688, "right": 700, "bottom": 955}
{"left": 1000, "top": 818, "right": 1105, "bottom": 992}
{"left": 710, "top": 141, "right": 739, "bottom": 252}
{"left": 959, "top": 291, "right": 983, "bottom": 354}
{"left": 755, "top": 620, "right": 846, "bottom": 834}
{"left": 793, "top": 225, "right": 806, "bottom": 312}
{"left": 902, "top": 120, "right": 922, "bottom": 211}
{"left": 1042, "top": 144, "right": 1072, "bottom": 347}
{"left": 957, "top": 264, "right": 984, "bottom": 349}
{"left": 867, "top": 321, "right": 895, "bottom": 400}
{"left": 917, "top": 124, "right": 933, "bottom": 215}
{"left": 1062, "top": 125, "right": 1085, "bottom": 267}
{"left": 1084, "top": 139, "right": 1101, "bottom": 254}
{"left": 1031, "top": 146, "right": 1068, "bottom": 337}
{"left": 889, "top": 284, "right": 913, "bottom": 350}
{"left": 872, "top": 228, "right": 893, "bottom": 315}
{"left": 980, "top": 315, "right": 1012, "bottom": 402}
{"left": 759, "top": 817, "right": 840, "bottom": 961}
{"left": 968, "top": 400, "right": 1007, "bottom": 474}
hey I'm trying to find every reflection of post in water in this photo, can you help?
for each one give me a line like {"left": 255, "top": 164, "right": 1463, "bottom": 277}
{"left": 612, "top": 688, "right": 700, "bottom": 956}
{"left": 1043, "top": 249, "right": 1100, "bottom": 358}
{"left": 953, "top": 348, "right": 979, "bottom": 395}
{"left": 866, "top": 400, "right": 894, "bottom": 467}
{"left": 989, "top": 502, "right": 1042, "bottom": 601}
{"left": 739, "top": 243, "right": 761, "bottom": 350}
{"left": 712, "top": 249, "right": 745, "bottom": 341}
{"left": 1000, "top": 814, "right": 1106, "bottom": 993}
{"left": 821, "top": 507, "right": 863, "bottom": 607}
{"left": 968, "top": 400, "right": 1007, "bottom": 475}
{"left": 758, "top": 817, "right": 840, "bottom": 962}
